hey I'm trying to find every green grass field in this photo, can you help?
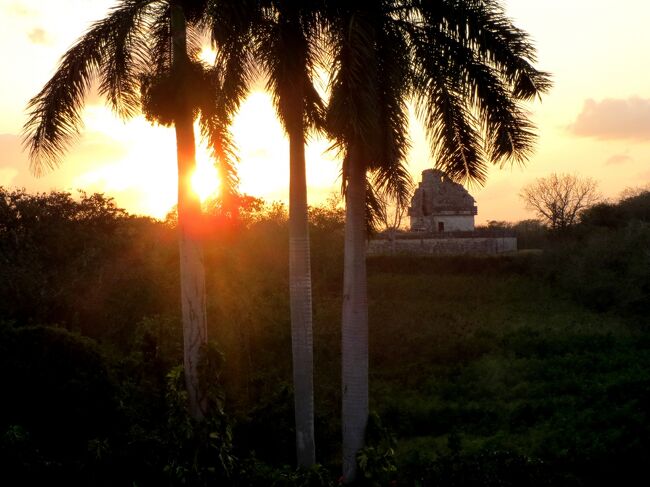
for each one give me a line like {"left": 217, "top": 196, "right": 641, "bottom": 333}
{"left": 357, "top": 256, "right": 649, "bottom": 484}
{"left": 206, "top": 247, "right": 650, "bottom": 484}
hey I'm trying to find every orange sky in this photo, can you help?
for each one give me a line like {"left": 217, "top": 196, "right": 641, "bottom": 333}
{"left": 1, "top": 0, "right": 650, "bottom": 222}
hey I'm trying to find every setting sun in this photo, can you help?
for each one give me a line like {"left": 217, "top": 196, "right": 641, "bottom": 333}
{"left": 191, "top": 156, "right": 221, "bottom": 202}
{"left": 3, "top": 0, "right": 650, "bottom": 222}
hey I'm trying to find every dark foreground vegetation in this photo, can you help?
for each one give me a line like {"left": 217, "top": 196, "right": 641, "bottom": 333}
{"left": 1, "top": 187, "right": 649, "bottom": 486}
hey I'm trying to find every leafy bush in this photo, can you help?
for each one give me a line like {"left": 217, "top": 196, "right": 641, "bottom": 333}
{"left": 405, "top": 449, "right": 557, "bottom": 487}
{"left": 539, "top": 222, "right": 650, "bottom": 316}
{"left": 356, "top": 412, "right": 397, "bottom": 486}
{"left": 162, "top": 358, "right": 234, "bottom": 485}
{"left": 234, "top": 460, "right": 334, "bottom": 487}
{"left": 581, "top": 190, "right": 650, "bottom": 228}
{"left": 0, "top": 324, "right": 118, "bottom": 484}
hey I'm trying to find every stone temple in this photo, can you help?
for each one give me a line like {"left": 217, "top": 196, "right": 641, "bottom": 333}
{"left": 367, "top": 168, "right": 517, "bottom": 255}
{"left": 408, "top": 169, "right": 477, "bottom": 232}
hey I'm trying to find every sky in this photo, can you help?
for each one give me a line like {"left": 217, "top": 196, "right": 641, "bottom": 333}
{"left": 1, "top": 0, "right": 649, "bottom": 222}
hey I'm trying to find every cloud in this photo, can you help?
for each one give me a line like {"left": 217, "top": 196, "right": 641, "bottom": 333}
{"left": 605, "top": 152, "right": 633, "bottom": 166}
{"left": 0, "top": 133, "right": 45, "bottom": 189}
{"left": 27, "top": 27, "right": 50, "bottom": 45}
{"left": 0, "top": 168, "right": 19, "bottom": 186}
{"left": 0, "top": 132, "right": 128, "bottom": 192}
{"left": 636, "top": 169, "right": 650, "bottom": 182}
{"left": 3, "top": 2, "right": 35, "bottom": 17}
{"left": 0, "top": 133, "right": 54, "bottom": 188}
{"left": 0, "top": 133, "right": 27, "bottom": 169}
{"left": 569, "top": 97, "right": 650, "bottom": 141}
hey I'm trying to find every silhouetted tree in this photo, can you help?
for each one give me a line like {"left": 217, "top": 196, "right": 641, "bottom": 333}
{"left": 22, "top": 0, "right": 243, "bottom": 419}
{"left": 249, "top": 1, "right": 327, "bottom": 466}
{"left": 325, "top": 0, "right": 550, "bottom": 480}
{"left": 520, "top": 173, "right": 600, "bottom": 230}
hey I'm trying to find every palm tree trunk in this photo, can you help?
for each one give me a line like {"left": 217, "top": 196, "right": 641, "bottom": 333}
{"left": 171, "top": 2, "right": 207, "bottom": 420}
{"left": 289, "top": 119, "right": 316, "bottom": 467}
{"left": 341, "top": 144, "right": 368, "bottom": 483}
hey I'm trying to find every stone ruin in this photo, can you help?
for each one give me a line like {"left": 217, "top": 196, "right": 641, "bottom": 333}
{"left": 367, "top": 169, "right": 517, "bottom": 255}
{"left": 408, "top": 169, "right": 477, "bottom": 232}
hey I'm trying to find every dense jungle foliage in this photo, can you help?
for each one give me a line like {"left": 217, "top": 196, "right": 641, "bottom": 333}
{"left": 1, "top": 187, "right": 649, "bottom": 486}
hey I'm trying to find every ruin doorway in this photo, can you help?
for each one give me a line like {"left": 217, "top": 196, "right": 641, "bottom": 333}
{"left": 438, "top": 222, "right": 445, "bottom": 232}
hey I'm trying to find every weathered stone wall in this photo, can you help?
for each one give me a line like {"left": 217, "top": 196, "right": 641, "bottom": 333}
{"left": 408, "top": 169, "right": 477, "bottom": 232}
{"left": 367, "top": 236, "right": 517, "bottom": 256}
{"left": 409, "top": 214, "right": 475, "bottom": 232}
{"left": 435, "top": 215, "right": 475, "bottom": 232}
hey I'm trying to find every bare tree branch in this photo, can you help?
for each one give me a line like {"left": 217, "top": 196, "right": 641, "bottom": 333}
{"left": 520, "top": 173, "right": 600, "bottom": 230}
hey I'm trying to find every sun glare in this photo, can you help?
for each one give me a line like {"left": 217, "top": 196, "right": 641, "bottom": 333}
{"left": 199, "top": 46, "right": 217, "bottom": 65}
{"left": 70, "top": 92, "right": 340, "bottom": 219}
{"left": 191, "top": 157, "right": 221, "bottom": 202}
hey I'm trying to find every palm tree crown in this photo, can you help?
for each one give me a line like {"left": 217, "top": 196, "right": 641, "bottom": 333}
{"left": 324, "top": 0, "right": 550, "bottom": 481}
{"left": 325, "top": 0, "right": 551, "bottom": 190}
{"left": 247, "top": 0, "right": 326, "bottom": 467}
{"left": 22, "top": 0, "right": 251, "bottom": 419}
{"left": 24, "top": 0, "right": 241, "bottom": 189}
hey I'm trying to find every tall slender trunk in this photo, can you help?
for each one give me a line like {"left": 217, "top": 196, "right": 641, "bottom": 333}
{"left": 172, "top": 3, "right": 207, "bottom": 420}
{"left": 341, "top": 145, "right": 368, "bottom": 483}
{"left": 289, "top": 114, "right": 316, "bottom": 467}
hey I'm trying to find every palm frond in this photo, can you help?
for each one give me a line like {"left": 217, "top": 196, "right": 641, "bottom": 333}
{"left": 370, "top": 161, "right": 413, "bottom": 211}
{"left": 408, "top": 22, "right": 533, "bottom": 170}
{"left": 208, "top": 0, "right": 259, "bottom": 116}
{"left": 99, "top": 2, "right": 153, "bottom": 119}
{"left": 185, "top": 22, "right": 205, "bottom": 61}
{"left": 370, "top": 15, "right": 412, "bottom": 189}
{"left": 365, "top": 176, "right": 385, "bottom": 235}
{"left": 198, "top": 63, "right": 240, "bottom": 203}
{"left": 327, "top": 3, "right": 415, "bottom": 204}
{"left": 217, "top": 44, "right": 256, "bottom": 115}
{"left": 148, "top": 2, "right": 171, "bottom": 74}
{"left": 326, "top": 9, "right": 381, "bottom": 159}
{"left": 303, "top": 77, "right": 326, "bottom": 134}
{"left": 253, "top": 3, "right": 324, "bottom": 136}
{"left": 415, "top": 0, "right": 552, "bottom": 99}
{"left": 415, "top": 69, "right": 487, "bottom": 185}
{"left": 23, "top": 0, "right": 153, "bottom": 175}
{"left": 199, "top": 111, "right": 239, "bottom": 204}
{"left": 393, "top": 0, "right": 551, "bottom": 185}
{"left": 208, "top": 0, "right": 261, "bottom": 48}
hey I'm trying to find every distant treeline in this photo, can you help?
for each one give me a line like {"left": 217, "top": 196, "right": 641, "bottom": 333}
{"left": 481, "top": 188, "right": 650, "bottom": 248}
{"left": 482, "top": 189, "right": 650, "bottom": 317}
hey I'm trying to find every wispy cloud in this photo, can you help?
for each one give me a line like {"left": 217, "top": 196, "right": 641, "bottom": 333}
{"left": 0, "top": 131, "right": 128, "bottom": 190}
{"left": 635, "top": 169, "right": 650, "bottom": 182}
{"left": 605, "top": 151, "right": 633, "bottom": 166}
{"left": 0, "top": 133, "right": 27, "bottom": 169}
{"left": 569, "top": 97, "right": 650, "bottom": 141}
{"left": 0, "top": 168, "right": 19, "bottom": 186}
{"left": 27, "top": 27, "right": 50, "bottom": 45}
{"left": 3, "top": 2, "right": 35, "bottom": 17}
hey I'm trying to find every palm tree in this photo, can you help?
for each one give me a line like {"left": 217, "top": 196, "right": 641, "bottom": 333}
{"left": 324, "top": 0, "right": 551, "bottom": 481}
{"left": 22, "top": 0, "right": 244, "bottom": 420}
{"left": 247, "top": 0, "right": 326, "bottom": 467}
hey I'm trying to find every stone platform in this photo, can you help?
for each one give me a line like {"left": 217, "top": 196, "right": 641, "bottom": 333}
{"left": 367, "top": 231, "right": 517, "bottom": 256}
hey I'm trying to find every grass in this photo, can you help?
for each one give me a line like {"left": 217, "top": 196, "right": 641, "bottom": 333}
{"left": 331, "top": 255, "right": 650, "bottom": 482}
{"left": 168, "top": 237, "right": 650, "bottom": 482}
